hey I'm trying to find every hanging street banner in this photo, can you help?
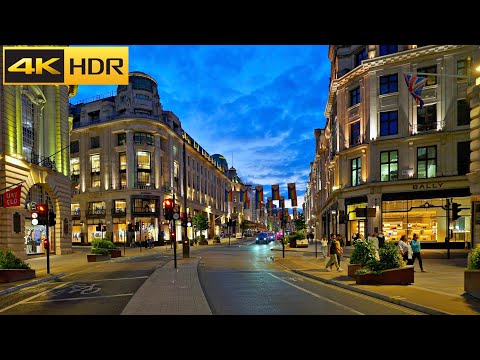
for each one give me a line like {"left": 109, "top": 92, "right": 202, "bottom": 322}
{"left": 271, "top": 184, "right": 280, "bottom": 200}
{"left": 0, "top": 185, "right": 22, "bottom": 207}
{"left": 287, "top": 183, "right": 297, "bottom": 200}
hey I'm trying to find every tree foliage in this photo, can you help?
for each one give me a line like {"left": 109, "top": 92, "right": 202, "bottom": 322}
{"left": 193, "top": 213, "right": 209, "bottom": 232}
{"left": 293, "top": 212, "right": 306, "bottom": 231}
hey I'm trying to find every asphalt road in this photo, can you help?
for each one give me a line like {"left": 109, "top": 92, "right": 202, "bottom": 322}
{"left": 198, "top": 240, "right": 426, "bottom": 315}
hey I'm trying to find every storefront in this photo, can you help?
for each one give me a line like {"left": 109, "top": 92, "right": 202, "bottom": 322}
{"left": 24, "top": 219, "right": 46, "bottom": 255}
{"left": 381, "top": 187, "right": 471, "bottom": 246}
{"left": 345, "top": 195, "right": 368, "bottom": 242}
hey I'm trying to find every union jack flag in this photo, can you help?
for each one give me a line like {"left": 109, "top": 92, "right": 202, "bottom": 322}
{"left": 403, "top": 73, "right": 428, "bottom": 109}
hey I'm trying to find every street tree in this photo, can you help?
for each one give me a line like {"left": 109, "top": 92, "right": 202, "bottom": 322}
{"left": 193, "top": 213, "right": 209, "bottom": 240}
{"left": 294, "top": 212, "right": 306, "bottom": 231}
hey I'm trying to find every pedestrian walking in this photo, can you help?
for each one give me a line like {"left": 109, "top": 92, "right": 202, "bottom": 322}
{"left": 321, "top": 235, "right": 328, "bottom": 257}
{"left": 398, "top": 235, "right": 410, "bottom": 263}
{"left": 325, "top": 234, "right": 343, "bottom": 272}
{"left": 335, "top": 234, "right": 344, "bottom": 267}
{"left": 410, "top": 233, "right": 426, "bottom": 272}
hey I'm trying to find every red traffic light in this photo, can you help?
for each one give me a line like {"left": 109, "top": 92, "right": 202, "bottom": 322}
{"left": 170, "top": 230, "right": 176, "bottom": 238}
{"left": 37, "top": 204, "right": 47, "bottom": 214}
{"left": 43, "top": 238, "right": 49, "bottom": 250}
{"left": 164, "top": 199, "right": 173, "bottom": 207}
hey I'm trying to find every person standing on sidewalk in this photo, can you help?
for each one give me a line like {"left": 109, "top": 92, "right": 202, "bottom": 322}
{"left": 398, "top": 235, "right": 410, "bottom": 263}
{"left": 410, "top": 233, "right": 426, "bottom": 272}
{"left": 325, "top": 234, "right": 343, "bottom": 272}
{"left": 321, "top": 235, "right": 328, "bottom": 257}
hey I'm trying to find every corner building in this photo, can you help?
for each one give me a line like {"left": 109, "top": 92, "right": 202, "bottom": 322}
{"left": 311, "top": 45, "right": 479, "bottom": 248}
{"left": 0, "top": 46, "right": 75, "bottom": 258}
{"left": 69, "top": 72, "right": 231, "bottom": 245}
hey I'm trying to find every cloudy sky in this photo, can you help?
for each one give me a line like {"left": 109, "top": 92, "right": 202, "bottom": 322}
{"left": 73, "top": 45, "right": 331, "bottom": 209}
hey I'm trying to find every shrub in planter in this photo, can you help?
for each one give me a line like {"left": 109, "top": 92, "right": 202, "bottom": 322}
{"left": 467, "top": 247, "right": 480, "bottom": 270}
{"left": 350, "top": 239, "right": 377, "bottom": 265}
{"left": 0, "top": 249, "right": 31, "bottom": 270}
{"left": 90, "top": 247, "right": 110, "bottom": 256}
{"left": 356, "top": 242, "right": 405, "bottom": 275}
{"left": 91, "top": 239, "right": 117, "bottom": 249}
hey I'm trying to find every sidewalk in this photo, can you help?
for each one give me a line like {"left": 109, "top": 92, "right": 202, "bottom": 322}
{"left": 270, "top": 242, "right": 480, "bottom": 315}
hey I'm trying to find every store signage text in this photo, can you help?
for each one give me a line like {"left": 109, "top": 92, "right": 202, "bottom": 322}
{"left": 412, "top": 182, "right": 443, "bottom": 190}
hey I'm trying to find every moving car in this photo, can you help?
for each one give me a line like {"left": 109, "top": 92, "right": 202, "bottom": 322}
{"left": 255, "top": 232, "right": 270, "bottom": 244}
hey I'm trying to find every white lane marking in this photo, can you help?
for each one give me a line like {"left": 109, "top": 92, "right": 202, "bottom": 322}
{"left": 82, "top": 276, "right": 149, "bottom": 282}
{"left": 0, "top": 282, "right": 71, "bottom": 313}
{"left": 268, "top": 273, "right": 364, "bottom": 315}
{"left": 26, "top": 293, "right": 134, "bottom": 303}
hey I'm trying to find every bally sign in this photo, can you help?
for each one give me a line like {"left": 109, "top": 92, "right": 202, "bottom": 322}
{"left": 0, "top": 185, "right": 22, "bottom": 208}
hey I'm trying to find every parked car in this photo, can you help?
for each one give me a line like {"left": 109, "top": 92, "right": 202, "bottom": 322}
{"left": 255, "top": 232, "right": 269, "bottom": 244}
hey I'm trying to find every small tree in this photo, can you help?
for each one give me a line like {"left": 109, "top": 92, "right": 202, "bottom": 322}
{"left": 193, "top": 213, "right": 209, "bottom": 239}
{"left": 294, "top": 212, "right": 306, "bottom": 231}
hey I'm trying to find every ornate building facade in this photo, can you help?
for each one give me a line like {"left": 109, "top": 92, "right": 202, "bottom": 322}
{"left": 0, "top": 46, "right": 75, "bottom": 258}
{"left": 309, "top": 45, "right": 479, "bottom": 248}
{"left": 69, "top": 71, "right": 233, "bottom": 246}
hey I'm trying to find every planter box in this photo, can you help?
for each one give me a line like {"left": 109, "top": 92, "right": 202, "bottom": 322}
{"left": 87, "top": 254, "right": 111, "bottom": 262}
{"left": 348, "top": 264, "right": 363, "bottom": 278}
{"left": 0, "top": 269, "right": 36, "bottom": 283}
{"left": 108, "top": 249, "right": 122, "bottom": 258}
{"left": 464, "top": 269, "right": 480, "bottom": 300}
{"left": 199, "top": 240, "right": 209, "bottom": 245}
{"left": 356, "top": 266, "right": 414, "bottom": 285}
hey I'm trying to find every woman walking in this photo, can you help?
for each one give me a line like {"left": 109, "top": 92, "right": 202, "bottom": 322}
{"left": 410, "top": 233, "right": 426, "bottom": 272}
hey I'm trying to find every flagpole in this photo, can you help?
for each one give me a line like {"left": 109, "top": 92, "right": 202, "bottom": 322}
{"left": 0, "top": 180, "right": 25, "bottom": 194}
{"left": 405, "top": 71, "right": 468, "bottom": 79}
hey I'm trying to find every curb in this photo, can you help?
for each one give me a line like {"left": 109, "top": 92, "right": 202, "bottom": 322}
{"left": 0, "top": 272, "right": 67, "bottom": 296}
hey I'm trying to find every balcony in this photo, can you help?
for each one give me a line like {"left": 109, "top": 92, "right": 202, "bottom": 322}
{"left": 111, "top": 208, "right": 127, "bottom": 217}
{"left": 30, "top": 152, "right": 56, "bottom": 171}
{"left": 412, "top": 121, "right": 444, "bottom": 134}
{"left": 71, "top": 210, "right": 81, "bottom": 219}
{"left": 132, "top": 207, "right": 159, "bottom": 216}
{"left": 345, "top": 134, "right": 364, "bottom": 148}
{"left": 71, "top": 173, "right": 80, "bottom": 183}
{"left": 86, "top": 209, "right": 106, "bottom": 218}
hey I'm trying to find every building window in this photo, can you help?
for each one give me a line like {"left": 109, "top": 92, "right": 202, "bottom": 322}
{"left": 379, "top": 74, "right": 398, "bottom": 95}
{"left": 89, "top": 201, "right": 105, "bottom": 214}
{"left": 119, "top": 152, "right": 126, "bottom": 189}
{"left": 70, "top": 157, "right": 80, "bottom": 180}
{"left": 350, "top": 86, "right": 360, "bottom": 106}
{"left": 380, "top": 150, "right": 398, "bottom": 181}
{"left": 90, "top": 154, "right": 101, "bottom": 187}
{"left": 136, "top": 94, "right": 149, "bottom": 100}
{"left": 88, "top": 110, "right": 100, "bottom": 122}
{"left": 417, "top": 65, "right": 437, "bottom": 86}
{"left": 21, "top": 95, "right": 35, "bottom": 161}
{"left": 173, "top": 145, "right": 177, "bottom": 158}
{"left": 90, "top": 136, "right": 100, "bottom": 149}
{"left": 351, "top": 157, "right": 362, "bottom": 186}
{"left": 457, "top": 141, "right": 470, "bottom": 175}
{"left": 133, "top": 132, "right": 154, "bottom": 146}
{"left": 174, "top": 160, "right": 179, "bottom": 179}
{"left": 417, "top": 104, "right": 437, "bottom": 132}
{"left": 117, "top": 133, "right": 126, "bottom": 146}
{"left": 379, "top": 45, "right": 398, "bottom": 56}
{"left": 380, "top": 111, "right": 398, "bottom": 136}
{"left": 417, "top": 146, "right": 436, "bottom": 179}
{"left": 114, "top": 199, "right": 127, "bottom": 213}
{"left": 355, "top": 48, "right": 368, "bottom": 67}
{"left": 457, "top": 59, "right": 468, "bottom": 77}
{"left": 350, "top": 121, "right": 361, "bottom": 145}
{"left": 70, "top": 140, "right": 79, "bottom": 153}
{"left": 137, "top": 151, "right": 151, "bottom": 187}
{"left": 457, "top": 99, "right": 470, "bottom": 126}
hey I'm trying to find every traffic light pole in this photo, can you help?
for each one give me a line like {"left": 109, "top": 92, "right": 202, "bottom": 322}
{"left": 446, "top": 198, "right": 451, "bottom": 259}
{"left": 45, "top": 224, "right": 50, "bottom": 274}
{"left": 173, "top": 193, "right": 177, "bottom": 269}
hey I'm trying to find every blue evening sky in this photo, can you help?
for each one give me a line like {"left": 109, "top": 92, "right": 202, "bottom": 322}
{"left": 73, "top": 45, "right": 331, "bottom": 209}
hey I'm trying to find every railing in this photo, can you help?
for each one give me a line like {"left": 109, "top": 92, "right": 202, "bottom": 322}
{"left": 132, "top": 207, "right": 159, "bottom": 215}
{"left": 345, "top": 134, "right": 364, "bottom": 148}
{"left": 86, "top": 209, "right": 106, "bottom": 217}
{"left": 111, "top": 208, "right": 127, "bottom": 216}
{"left": 71, "top": 210, "right": 81, "bottom": 218}
{"left": 71, "top": 174, "right": 80, "bottom": 183}
{"left": 30, "top": 152, "right": 56, "bottom": 170}
{"left": 412, "top": 121, "right": 444, "bottom": 133}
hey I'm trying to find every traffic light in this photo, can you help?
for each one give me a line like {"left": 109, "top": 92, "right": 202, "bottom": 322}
{"left": 48, "top": 211, "right": 56, "bottom": 227}
{"left": 170, "top": 230, "right": 176, "bottom": 240}
{"left": 37, "top": 204, "right": 48, "bottom": 225}
{"left": 43, "top": 238, "right": 49, "bottom": 251}
{"left": 163, "top": 198, "right": 174, "bottom": 220}
{"left": 187, "top": 217, "right": 192, "bottom": 227}
{"left": 452, "top": 202, "right": 464, "bottom": 221}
